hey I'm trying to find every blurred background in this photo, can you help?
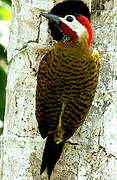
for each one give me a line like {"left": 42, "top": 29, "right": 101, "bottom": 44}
{"left": 0, "top": 0, "right": 11, "bottom": 134}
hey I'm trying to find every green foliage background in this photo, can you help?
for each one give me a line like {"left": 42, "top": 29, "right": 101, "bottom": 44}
{"left": 0, "top": 0, "right": 11, "bottom": 134}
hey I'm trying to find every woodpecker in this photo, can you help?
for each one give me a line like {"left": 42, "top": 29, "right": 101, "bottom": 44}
{"left": 36, "top": 0, "right": 100, "bottom": 179}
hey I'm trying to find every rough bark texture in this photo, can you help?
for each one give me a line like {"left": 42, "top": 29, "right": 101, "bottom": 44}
{"left": 0, "top": 0, "right": 117, "bottom": 179}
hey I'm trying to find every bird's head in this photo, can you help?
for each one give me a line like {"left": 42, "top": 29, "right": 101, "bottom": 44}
{"left": 40, "top": 1, "right": 93, "bottom": 48}
{"left": 41, "top": 12, "right": 93, "bottom": 48}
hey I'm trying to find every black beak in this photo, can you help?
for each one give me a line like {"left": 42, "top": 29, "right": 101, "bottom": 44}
{"left": 40, "top": 12, "right": 61, "bottom": 25}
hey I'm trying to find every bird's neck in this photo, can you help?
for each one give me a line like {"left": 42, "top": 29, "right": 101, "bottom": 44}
{"left": 57, "top": 29, "right": 90, "bottom": 50}
{"left": 53, "top": 38, "right": 92, "bottom": 66}
{"left": 56, "top": 36, "right": 89, "bottom": 55}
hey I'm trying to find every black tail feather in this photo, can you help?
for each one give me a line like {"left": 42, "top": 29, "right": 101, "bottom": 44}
{"left": 40, "top": 135, "right": 64, "bottom": 178}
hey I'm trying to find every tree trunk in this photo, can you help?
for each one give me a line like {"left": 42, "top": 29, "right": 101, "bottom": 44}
{"left": 1, "top": 0, "right": 117, "bottom": 179}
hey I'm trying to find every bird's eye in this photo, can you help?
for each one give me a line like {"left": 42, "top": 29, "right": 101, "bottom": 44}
{"left": 66, "top": 16, "right": 74, "bottom": 22}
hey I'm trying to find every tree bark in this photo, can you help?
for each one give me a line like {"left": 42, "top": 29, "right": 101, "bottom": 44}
{"left": 1, "top": 0, "right": 117, "bottom": 180}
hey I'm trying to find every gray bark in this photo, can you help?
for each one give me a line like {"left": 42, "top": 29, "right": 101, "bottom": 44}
{"left": 0, "top": 0, "right": 117, "bottom": 179}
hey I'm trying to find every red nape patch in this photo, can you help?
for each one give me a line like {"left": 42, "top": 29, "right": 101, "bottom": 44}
{"left": 60, "top": 23, "right": 77, "bottom": 41}
{"left": 76, "top": 15, "right": 93, "bottom": 48}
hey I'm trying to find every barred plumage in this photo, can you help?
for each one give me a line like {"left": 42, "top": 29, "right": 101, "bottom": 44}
{"left": 36, "top": 1, "right": 100, "bottom": 178}
{"left": 36, "top": 42, "right": 100, "bottom": 140}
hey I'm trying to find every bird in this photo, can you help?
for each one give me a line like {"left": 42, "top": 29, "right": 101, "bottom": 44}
{"left": 36, "top": 0, "right": 100, "bottom": 179}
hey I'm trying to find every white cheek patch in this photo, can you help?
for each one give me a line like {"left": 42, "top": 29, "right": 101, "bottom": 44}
{"left": 60, "top": 15, "right": 88, "bottom": 38}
